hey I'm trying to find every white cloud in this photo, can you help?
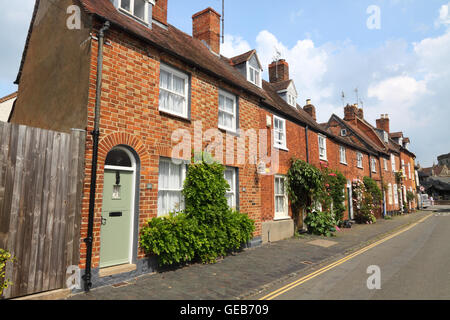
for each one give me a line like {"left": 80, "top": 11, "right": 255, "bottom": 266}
{"left": 435, "top": 2, "right": 450, "bottom": 28}
{"left": 220, "top": 34, "right": 252, "bottom": 58}
{"left": 368, "top": 76, "right": 428, "bottom": 108}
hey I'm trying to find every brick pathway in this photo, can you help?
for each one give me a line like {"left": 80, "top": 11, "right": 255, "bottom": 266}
{"left": 68, "top": 211, "right": 431, "bottom": 300}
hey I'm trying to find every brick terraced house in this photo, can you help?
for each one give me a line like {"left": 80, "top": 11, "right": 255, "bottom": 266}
{"left": 9, "top": 0, "right": 417, "bottom": 289}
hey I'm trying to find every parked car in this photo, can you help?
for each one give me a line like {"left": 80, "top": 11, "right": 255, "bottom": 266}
{"left": 421, "top": 194, "right": 431, "bottom": 208}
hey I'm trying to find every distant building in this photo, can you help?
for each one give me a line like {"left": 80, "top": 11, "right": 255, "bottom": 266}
{"left": 0, "top": 91, "right": 17, "bottom": 122}
{"left": 418, "top": 153, "right": 450, "bottom": 200}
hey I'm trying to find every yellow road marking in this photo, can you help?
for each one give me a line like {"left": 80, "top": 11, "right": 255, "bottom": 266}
{"left": 260, "top": 214, "right": 433, "bottom": 300}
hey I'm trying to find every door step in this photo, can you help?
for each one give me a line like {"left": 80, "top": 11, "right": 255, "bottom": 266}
{"left": 99, "top": 264, "right": 137, "bottom": 278}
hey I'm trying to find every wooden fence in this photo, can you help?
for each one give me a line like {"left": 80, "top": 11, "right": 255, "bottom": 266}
{"left": 0, "top": 122, "right": 85, "bottom": 299}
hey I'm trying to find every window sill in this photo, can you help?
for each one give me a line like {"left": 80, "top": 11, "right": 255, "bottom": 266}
{"left": 274, "top": 216, "right": 292, "bottom": 221}
{"left": 340, "top": 162, "right": 348, "bottom": 166}
{"left": 320, "top": 157, "right": 328, "bottom": 162}
{"left": 159, "top": 110, "right": 190, "bottom": 123}
{"left": 274, "top": 145, "right": 289, "bottom": 152}
{"left": 218, "top": 126, "right": 239, "bottom": 136}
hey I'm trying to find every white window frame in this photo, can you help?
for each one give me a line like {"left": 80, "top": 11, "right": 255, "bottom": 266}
{"left": 157, "top": 158, "right": 187, "bottom": 217}
{"left": 247, "top": 64, "right": 262, "bottom": 88}
{"left": 287, "top": 94, "right": 297, "bottom": 107}
{"left": 118, "top": 0, "right": 152, "bottom": 24}
{"left": 384, "top": 158, "right": 388, "bottom": 171}
{"left": 159, "top": 63, "right": 189, "bottom": 119}
{"left": 393, "top": 184, "right": 399, "bottom": 205}
{"left": 388, "top": 183, "right": 393, "bottom": 205}
{"left": 318, "top": 135, "right": 327, "bottom": 161}
{"left": 391, "top": 154, "right": 396, "bottom": 172}
{"left": 224, "top": 167, "right": 237, "bottom": 210}
{"left": 401, "top": 159, "right": 406, "bottom": 176}
{"left": 339, "top": 146, "right": 347, "bottom": 165}
{"left": 218, "top": 89, "right": 237, "bottom": 133}
{"left": 408, "top": 163, "right": 411, "bottom": 179}
{"left": 371, "top": 158, "right": 377, "bottom": 173}
{"left": 273, "top": 115, "right": 287, "bottom": 150}
{"left": 357, "top": 152, "right": 363, "bottom": 169}
{"left": 274, "top": 175, "right": 289, "bottom": 220}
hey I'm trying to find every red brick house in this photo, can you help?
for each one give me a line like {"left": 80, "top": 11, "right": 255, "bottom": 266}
{"left": 10, "top": 0, "right": 417, "bottom": 290}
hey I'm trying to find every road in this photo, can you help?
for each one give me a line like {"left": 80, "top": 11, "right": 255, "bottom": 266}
{"left": 257, "top": 210, "right": 450, "bottom": 300}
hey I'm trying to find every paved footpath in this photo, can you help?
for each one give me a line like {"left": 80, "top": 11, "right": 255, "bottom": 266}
{"left": 69, "top": 210, "right": 434, "bottom": 300}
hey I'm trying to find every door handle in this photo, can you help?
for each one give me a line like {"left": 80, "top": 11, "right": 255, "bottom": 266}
{"left": 101, "top": 217, "right": 107, "bottom": 226}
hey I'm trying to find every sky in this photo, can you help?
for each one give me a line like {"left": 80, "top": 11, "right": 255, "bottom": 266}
{"left": 0, "top": 0, "right": 449, "bottom": 167}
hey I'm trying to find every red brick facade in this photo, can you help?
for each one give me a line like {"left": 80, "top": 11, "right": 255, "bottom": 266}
{"left": 11, "top": 0, "right": 418, "bottom": 280}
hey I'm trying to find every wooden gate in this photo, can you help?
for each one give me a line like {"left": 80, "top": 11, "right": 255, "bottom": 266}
{"left": 0, "top": 122, "right": 85, "bottom": 299}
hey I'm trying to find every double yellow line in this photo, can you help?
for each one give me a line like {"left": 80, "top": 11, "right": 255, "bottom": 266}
{"left": 259, "top": 214, "right": 433, "bottom": 300}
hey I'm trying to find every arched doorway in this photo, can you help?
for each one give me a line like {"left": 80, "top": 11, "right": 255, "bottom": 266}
{"left": 99, "top": 146, "right": 137, "bottom": 268}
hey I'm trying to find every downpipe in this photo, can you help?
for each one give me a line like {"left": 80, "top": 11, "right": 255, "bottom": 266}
{"left": 83, "top": 20, "right": 110, "bottom": 292}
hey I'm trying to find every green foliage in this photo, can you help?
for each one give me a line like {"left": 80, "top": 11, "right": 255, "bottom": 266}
{"left": 406, "top": 191, "right": 415, "bottom": 203}
{"left": 1, "top": 249, "right": 14, "bottom": 296}
{"left": 286, "top": 158, "right": 324, "bottom": 230}
{"left": 322, "top": 167, "right": 347, "bottom": 224}
{"left": 304, "top": 211, "right": 336, "bottom": 237}
{"left": 352, "top": 177, "right": 382, "bottom": 224}
{"left": 139, "top": 155, "right": 255, "bottom": 266}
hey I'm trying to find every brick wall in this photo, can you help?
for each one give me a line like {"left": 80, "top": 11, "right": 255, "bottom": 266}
{"left": 80, "top": 25, "right": 264, "bottom": 268}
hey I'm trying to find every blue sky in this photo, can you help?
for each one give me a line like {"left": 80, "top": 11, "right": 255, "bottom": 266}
{"left": 1, "top": 0, "right": 449, "bottom": 167}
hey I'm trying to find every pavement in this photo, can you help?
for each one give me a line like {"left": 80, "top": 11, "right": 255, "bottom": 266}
{"left": 68, "top": 208, "right": 445, "bottom": 300}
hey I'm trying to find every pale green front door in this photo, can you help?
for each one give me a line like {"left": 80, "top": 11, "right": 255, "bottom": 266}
{"left": 100, "top": 170, "right": 134, "bottom": 268}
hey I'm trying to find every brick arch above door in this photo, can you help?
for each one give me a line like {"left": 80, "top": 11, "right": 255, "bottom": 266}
{"left": 97, "top": 131, "right": 150, "bottom": 171}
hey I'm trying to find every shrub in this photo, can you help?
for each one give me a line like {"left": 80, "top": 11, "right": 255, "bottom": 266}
{"left": 304, "top": 210, "right": 336, "bottom": 237}
{"left": 140, "top": 155, "right": 255, "bottom": 266}
{"left": 1, "top": 249, "right": 14, "bottom": 297}
{"left": 352, "top": 177, "right": 382, "bottom": 224}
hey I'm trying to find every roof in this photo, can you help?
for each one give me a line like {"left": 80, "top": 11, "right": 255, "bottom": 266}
{"left": 390, "top": 132, "right": 403, "bottom": 139}
{"left": 323, "top": 115, "right": 383, "bottom": 156}
{"left": 0, "top": 92, "right": 17, "bottom": 103}
{"left": 270, "top": 79, "right": 293, "bottom": 93}
{"left": 14, "top": 0, "right": 354, "bottom": 139}
{"left": 229, "top": 50, "right": 255, "bottom": 66}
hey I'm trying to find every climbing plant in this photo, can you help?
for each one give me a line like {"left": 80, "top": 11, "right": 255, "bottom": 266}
{"left": 286, "top": 158, "right": 324, "bottom": 231}
{"left": 0, "top": 249, "right": 14, "bottom": 297}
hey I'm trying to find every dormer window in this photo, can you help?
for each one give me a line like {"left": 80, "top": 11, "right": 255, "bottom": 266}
{"left": 118, "top": 0, "right": 154, "bottom": 24}
{"left": 383, "top": 131, "right": 389, "bottom": 143}
{"left": 287, "top": 94, "right": 296, "bottom": 107}
{"left": 248, "top": 65, "right": 261, "bottom": 87}
{"left": 341, "top": 129, "right": 347, "bottom": 137}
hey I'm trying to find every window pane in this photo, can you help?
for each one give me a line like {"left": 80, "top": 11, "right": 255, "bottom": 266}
{"left": 160, "top": 70, "right": 171, "bottom": 90}
{"left": 219, "top": 95, "right": 225, "bottom": 110}
{"left": 105, "top": 149, "right": 132, "bottom": 167}
{"left": 225, "top": 97, "right": 234, "bottom": 113}
{"left": 120, "top": 0, "right": 131, "bottom": 11}
{"left": 173, "top": 75, "right": 185, "bottom": 95}
{"left": 134, "top": 0, "right": 146, "bottom": 20}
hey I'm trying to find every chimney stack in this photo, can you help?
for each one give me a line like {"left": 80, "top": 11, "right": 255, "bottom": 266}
{"left": 303, "top": 99, "right": 317, "bottom": 121}
{"left": 344, "top": 104, "right": 359, "bottom": 123}
{"left": 357, "top": 108, "right": 364, "bottom": 119}
{"left": 153, "top": 0, "right": 168, "bottom": 26}
{"left": 376, "top": 114, "right": 390, "bottom": 133}
{"left": 192, "top": 7, "right": 221, "bottom": 55}
{"left": 269, "top": 59, "right": 290, "bottom": 83}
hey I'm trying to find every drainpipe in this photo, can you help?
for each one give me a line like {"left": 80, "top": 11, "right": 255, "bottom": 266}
{"left": 305, "top": 126, "right": 310, "bottom": 163}
{"left": 83, "top": 20, "right": 110, "bottom": 292}
{"left": 379, "top": 154, "right": 385, "bottom": 217}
